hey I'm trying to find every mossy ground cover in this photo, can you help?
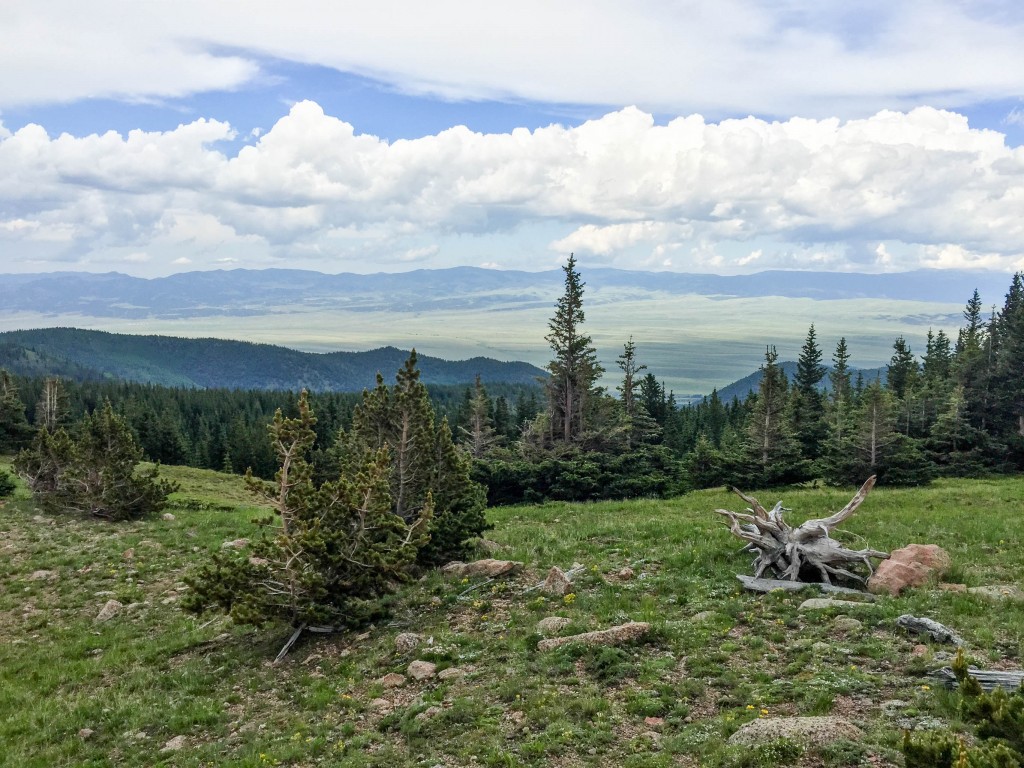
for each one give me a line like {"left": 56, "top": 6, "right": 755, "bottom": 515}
{"left": 1, "top": 463, "right": 1022, "bottom": 767}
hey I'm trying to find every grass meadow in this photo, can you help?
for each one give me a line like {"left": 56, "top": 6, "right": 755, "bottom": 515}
{"left": 1, "top": 462, "right": 1022, "bottom": 767}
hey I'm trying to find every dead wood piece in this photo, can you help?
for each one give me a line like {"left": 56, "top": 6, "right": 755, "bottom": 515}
{"left": 896, "top": 614, "right": 964, "bottom": 645}
{"left": 933, "top": 667, "right": 1024, "bottom": 692}
{"left": 716, "top": 476, "right": 888, "bottom": 585}
{"left": 737, "top": 575, "right": 876, "bottom": 600}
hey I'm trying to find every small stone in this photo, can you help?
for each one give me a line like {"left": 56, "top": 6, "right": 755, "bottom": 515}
{"left": 78, "top": 728, "right": 94, "bottom": 740}
{"left": 541, "top": 566, "right": 573, "bottom": 596}
{"left": 437, "top": 666, "right": 466, "bottom": 681}
{"left": 415, "top": 706, "right": 442, "bottom": 722}
{"left": 536, "top": 621, "right": 650, "bottom": 652}
{"left": 161, "top": 735, "right": 187, "bottom": 752}
{"left": 29, "top": 570, "right": 57, "bottom": 581}
{"left": 96, "top": 599, "right": 123, "bottom": 622}
{"left": 430, "top": 596, "right": 443, "bottom": 607}
{"left": 441, "top": 559, "right": 524, "bottom": 579}
{"left": 938, "top": 582, "right": 967, "bottom": 592}
{"left": 798, "top": 598, "right": 875, "bottom": 612}
{"left": 537, "top": 616, "right": 572, "bottom": 635}
{"left": 617, "top": 566, "right": 635, "bottom": 581}
{"left": 220, "top": 538, "right": 249, "bottom": 549}
{"left": 832, "top": 617, "right": 863, "bottom": 634}
{"left": 475, "top": 538, "right": 502, "bottom": 554}
{"left": 407, "top": 660, "right": 437, "bottom": 680}
{"left": 912, "top": 644, "right": 929, "bottom": 656}
{"left": 690, "top": 611, "right": 719, "bottom": 623}
{"left": 968, "top": 585, "right": 1024, "bottom": 602}
{"left": 378, "top": 673, "right": 406, "bottom": 688}
{"left": 395, "top": 632, "right": 422, "bottom": 654}
{"left": 161, "top": 595, "right": 178, "bottom": 605}
{"left": 644, "top": 716, "right": 664, "bottom": 728}
{"left": 122, "top": 548, "right": 134, "bottom": 560}
{"left": 369, "top": 698, "right": 391, "bottom": 711}
{"left": 161, "top": 513, "right": 175, "bottom": 521}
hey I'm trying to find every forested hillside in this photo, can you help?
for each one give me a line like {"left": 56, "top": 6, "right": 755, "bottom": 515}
{"left": 0, "top": 328, "right": 545, "bottom": 390}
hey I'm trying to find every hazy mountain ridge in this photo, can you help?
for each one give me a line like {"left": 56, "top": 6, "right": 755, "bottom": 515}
{"left": 0, "top": 266, "right": 1012, "bottom": 320}
{"left": 0, "top": 328, "right": 546, "bottom": 391}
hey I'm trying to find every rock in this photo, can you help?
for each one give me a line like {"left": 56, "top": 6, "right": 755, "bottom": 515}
{"left": 644, "top": 716, "right": 664, "bottom": 728}
{"left": 369, "top": 698, "right": 391, "bottom": 711}
{"left": 161, "top": 735, "right": 187, "bottom": 752}
{"left": 160, "top": 596, "right": 178, "bottom": 605}
{"left": 690, "top": 611, "right": 719, "bottom": 623}
{"left": 29, "top": 569, "right": 57, "bottom": 581}
{"left": 939, "top": 582, "right": 967, "bottom": 592}
{"left": 798, "top": 598, "right": 875, "bottom": 612}
{"left": 832, "top": 617, "right": 863, "bottom": 634}
{"left": 407, "top": 660, "right": 437, "bottom": 680}
{"left": 541, "top": 566, "right": 572, "bottom": 597}
{"left": 811, "top": 641, "right": 832, "bottom": 657}
{"left": 968, "top": 585, "right": 1024, "bottom": 602}
{"left": 416, "top": 706, "right": 442, "bottom": 722}
{"left": 395, "top": 632, "right": 422, "bottom": 653}
{"left": 78, "top": 728, "right": 94, "bottom": 740}
{"left": 728, "top": 716, "right": 864, "bottom": 746}
{"left": 441, "top": 559, "right": 524, "bottom": 579}
{"left": 617, "top": 566, "right": 635, "bottom": 581}
{"left": 220, "top": 538, "right": 249, "bottom": 549}
{"left": 474, "top": 538, "right": 502, "bottom": 554}
{"left": 122, "top": 548, "right": 134, "bottom": 560}
{"left": 537, "top": 621, "right": 650, "bottom": 652}
{"left": 429, "top": 596, "right": 442, "bottom": 607}
{"left": 896, "top": 614, "right": 964, "bottom": 645}
{"left": 438, "top": 666, "right": 466, "bottom": 681}
{"left": 378, "top": 673, "right": 406, "bottom": 688}
{"left": 161, "top": 513, "right": 175, "bottom": 521}
{"left": 537, "top": 616, "right": 572, "bottom": 635}
{"left": 95, "top": 599, "right": 123, "bottom": 622}
{"left": 868, "top": 544, "right": 951, "bottom": 595}
{"left": 912, "top": 644, "right": 929, "bottom": 656}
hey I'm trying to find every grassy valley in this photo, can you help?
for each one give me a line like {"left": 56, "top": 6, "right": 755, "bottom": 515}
{"left": 3, "top": 461, "right": 1022, "bottom": 767}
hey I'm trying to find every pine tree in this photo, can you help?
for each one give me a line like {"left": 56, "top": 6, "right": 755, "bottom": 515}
{"left": 954, "top": 288, "right": 991, "bottom": 433}
{"left": 744, "top": 346, "right": 802, "bottom": 484}
{"left": 544, "top": 254, "right": 603, "bottom": 443}
{"left": 990, "top": 273, "right": 1024, "bottom": 447}
{"left": 335, "top": 352, "right": 488, "bottom": 564}
{"left": 15, "top": 401, "right": 177, "bottom": 520}
{"left": 34, "top": 376, "right": 71, "bottom": 433}
{"left": 184, "top": 391, "right": 428, "bottom": 629}
{"left": 615, "top": 337, "right": 658, "bottom": 447}
{"left": 0, "top": 370, "right": 33, "bottom": 452}
{"left": 458, "top": 375, "right": 502, "bottom": 458}
{"left": 789, "top": 324, "right": 828, "bottom": 465}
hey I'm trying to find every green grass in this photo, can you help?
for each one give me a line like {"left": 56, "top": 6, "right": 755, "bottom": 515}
{"left": 1, "top": 467, "right": 1022, "bottom": 767}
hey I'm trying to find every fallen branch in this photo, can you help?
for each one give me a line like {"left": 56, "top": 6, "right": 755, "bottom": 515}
{"left": 896, "top": 614, "right": 964, "bottom": 645}
{"left": 933, "top": 667, "right": 1024, "bottom": 692}
{"left": 737, "top": 575, "right": 877, "bottom": 600}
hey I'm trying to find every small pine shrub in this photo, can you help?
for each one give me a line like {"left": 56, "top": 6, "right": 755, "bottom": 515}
{"left": 904, "top": 650, "right": 1024, "bottom": 768}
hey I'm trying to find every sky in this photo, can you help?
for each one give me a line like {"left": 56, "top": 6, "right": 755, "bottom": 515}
{"left": 2, "top": 1, "right": 1024, "bottom": 278}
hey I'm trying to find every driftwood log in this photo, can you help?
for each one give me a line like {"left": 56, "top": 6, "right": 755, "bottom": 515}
{"left": 716, "top": 476, "right": 889, "bottom": 585}
{"left": 933, "top": 667, "right": 1024, "bottom": 692}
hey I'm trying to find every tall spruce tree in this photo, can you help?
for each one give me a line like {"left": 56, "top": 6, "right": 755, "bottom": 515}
{"left": 745, "top": 346, "right": 801, "bottom": 484}
{"left": 544, "top": 254, "right": 603, "bottom": 443}
{"left": 458, "top": 375, "right": 502, "bottom": 458}
{"left": 790, "top": 324, "right": 828, "bottom": 465}
{"left": 34, "top": 376, "right": 71, "bottom": 433}
{"left": 991, "top": 273, "right": 1024, "bottom": 447}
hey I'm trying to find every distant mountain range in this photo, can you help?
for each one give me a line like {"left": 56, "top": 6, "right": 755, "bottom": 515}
{"left": 0, "top": 266, "right": 1012, "bottom": 320}
{"left": 0, "top": 328, "right": 546, "bottom": 391}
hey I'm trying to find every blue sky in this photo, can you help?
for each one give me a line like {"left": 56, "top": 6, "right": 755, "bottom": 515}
{"left": 2, "top": 1, "right": 1024, "bottom": 277}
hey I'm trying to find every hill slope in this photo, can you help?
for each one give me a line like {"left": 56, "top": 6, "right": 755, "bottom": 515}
{"left": 0, "top": 328, "right": 546, "bottom": 390}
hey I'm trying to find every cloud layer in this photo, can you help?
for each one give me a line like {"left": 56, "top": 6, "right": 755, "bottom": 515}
{"left": 2, "top": 102, "right": 1023, "bottom": 274}
{"left": 3, "top": 2, "right": 1024, "bottom": 119}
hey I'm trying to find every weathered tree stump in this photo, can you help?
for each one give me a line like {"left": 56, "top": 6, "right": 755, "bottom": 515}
{"left": 716, "top": 476, "right": 888, "bottom": 585}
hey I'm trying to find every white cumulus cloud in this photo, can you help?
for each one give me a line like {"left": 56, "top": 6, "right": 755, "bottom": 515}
{"left": 2, "top": 102, "right": 1024, "bottom": 274}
